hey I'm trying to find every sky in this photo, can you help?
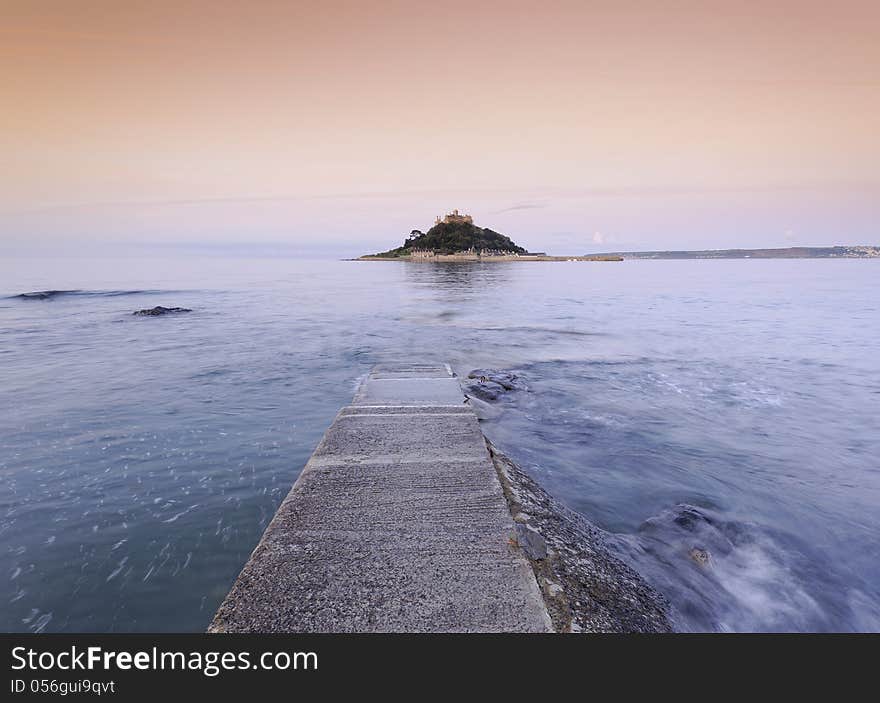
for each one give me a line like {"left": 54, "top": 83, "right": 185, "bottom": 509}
{"left": 2, "top": 0, "right": 878, "bottom": 256}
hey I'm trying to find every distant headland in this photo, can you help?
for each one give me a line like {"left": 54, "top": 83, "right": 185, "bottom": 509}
{"left": 589, "top": 246, "right": 880, "bottom": 260}
{"left": 358, "top": 211, "right": 621, "bottom": 262}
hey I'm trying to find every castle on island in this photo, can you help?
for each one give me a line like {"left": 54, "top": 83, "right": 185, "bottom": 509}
{"left": 359, "top": 208, "right": 620, "bottom": 260}
{"left": 434, "top": 209, "right": 473, "bottom": 226}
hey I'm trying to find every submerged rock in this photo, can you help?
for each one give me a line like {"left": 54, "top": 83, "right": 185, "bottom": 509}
{"left": 487, "top": 440, "right": 673, "bottom": 633}
{"left": 14, "top": 290, "right": 77, "bottom": 300}
{"left": 464, "top": 369, "right": 527, "bottom": 402}
{"left": 467, "top": 368, "right": 522, "bottom": 390}
{"left": 640, "top": 504, "right": 735, "bottom": 562}
{"left": 689, "top": 547, "right": 711, "bottom": 566}
{"left": 464, "top": 380, "right": 507, "bottom": 402}
{"left": 673, "top": 506, "right": 715, "bottom": 531}
{"left": 132, "top": 306, "right": 192, "bottom": 317}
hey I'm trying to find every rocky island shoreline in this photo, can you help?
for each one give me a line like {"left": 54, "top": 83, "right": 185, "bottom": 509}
{"left": 358, "top": 211, "right": 622, "bottom": 262}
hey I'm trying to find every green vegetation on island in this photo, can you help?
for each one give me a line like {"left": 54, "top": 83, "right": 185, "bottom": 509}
{"left": 364, "top": 210, "right": 527, "bottom": 258}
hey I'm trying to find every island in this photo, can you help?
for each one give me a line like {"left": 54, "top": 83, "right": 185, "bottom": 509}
{"left": 588, "top": 245, "right": 880, "bottom": 259}
{"left": 359, "top": 211, "right": 622, "bottom": 262}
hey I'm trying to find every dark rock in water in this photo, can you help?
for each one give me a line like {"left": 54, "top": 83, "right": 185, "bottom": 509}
{"left": 487, "top": 440, "right": 673, "bottom": 633}
{"left": 464, "top": 369, "right": 527, "bottom": 402}
{"left": 132, "top": 306, "right": 192, "bottom": 317}
{"left": 673, "top": 506, "right": 714, "bottom": 531}
{"left": 467, "top": 368, "right": 522, "bottom": 390}
{"left": 638, "top": 504, "right": 736, "bottom": 565}
{"left": 464, "top": 380, "right": 507, "bottom": 402}
{"left": 15, "top": 290, "right": 77, "bottom": 300}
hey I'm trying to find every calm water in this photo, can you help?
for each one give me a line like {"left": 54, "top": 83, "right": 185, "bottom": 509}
{"left": 1, "top": 256, "right": 878, "bottom": 632}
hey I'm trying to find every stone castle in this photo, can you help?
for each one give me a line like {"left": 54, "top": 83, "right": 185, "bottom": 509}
{"left": 434, "top": 209, "right": 473, "bottom": 226}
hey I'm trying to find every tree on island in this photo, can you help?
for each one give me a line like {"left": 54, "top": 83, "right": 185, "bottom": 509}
{"left": 367, "top": 216, "right": 527, "bottom": 257}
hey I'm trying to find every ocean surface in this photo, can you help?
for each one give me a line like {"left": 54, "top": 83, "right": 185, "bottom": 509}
{"left": 1, "top": 255, "right": 878, "bottom": 632}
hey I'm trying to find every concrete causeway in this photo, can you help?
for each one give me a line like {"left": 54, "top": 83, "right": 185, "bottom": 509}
{"left": 209, "top": 363, "right": 552, "bottom": 632}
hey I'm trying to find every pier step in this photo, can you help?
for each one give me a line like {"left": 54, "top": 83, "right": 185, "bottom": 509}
{"left": 209, "top": 363, "right": 552, "bottom": 632}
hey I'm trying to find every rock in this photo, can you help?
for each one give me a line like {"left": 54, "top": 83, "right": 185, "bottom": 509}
{"left": 463, "top": 369, "right": 527, "bottom": 404}
{"left": 672, "top": 505, "right": 714, "bottom": 531}
{"left": 689, "top": 547, "right": 711, "bottom": 566}
{"left": 637, "top": 503, "right": 735, "bottom": 573}
{"left": 542, "top": 579, "right": 564, "bottom": 597}
{"left": 132, "top": 306, "right": 192, "bottom": 317}
{"left": 515, "top": 522, "right": 548, "bottom": 561}
{"left": 463, "top": 380, "right": 506, "bottom": 402}
{"left": 467, "top": 369, "right": 522, "bottom": 390}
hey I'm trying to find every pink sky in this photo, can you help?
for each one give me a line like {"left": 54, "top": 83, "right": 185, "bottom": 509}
{"left": 2, "top": 1, "right": 878, "bottom": 254}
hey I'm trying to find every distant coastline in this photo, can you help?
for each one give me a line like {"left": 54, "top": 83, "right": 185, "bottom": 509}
{"left": 588, "top": 245, "right": 880, "bottom": 260}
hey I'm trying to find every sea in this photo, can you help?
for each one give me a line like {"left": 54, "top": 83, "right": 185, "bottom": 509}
{"left": 1, "top": 255, "right": 878, "bottom": 632}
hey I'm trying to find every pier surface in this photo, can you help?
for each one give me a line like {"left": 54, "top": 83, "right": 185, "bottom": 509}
{"left": 209, "top": 363, "right": 552, "bottom": 632}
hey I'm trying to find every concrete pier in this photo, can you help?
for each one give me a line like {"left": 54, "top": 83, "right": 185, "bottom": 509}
{"left": 209, "top": 363, "right": 552, "bottom": 633}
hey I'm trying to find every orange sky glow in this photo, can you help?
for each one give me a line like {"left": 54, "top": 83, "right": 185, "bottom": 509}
{"left": 2, "top": 0, "right": 878, "bottom": 254}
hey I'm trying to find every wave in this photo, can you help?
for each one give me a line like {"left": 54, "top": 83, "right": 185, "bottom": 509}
{"left": 454, "top": 323, "right": 606, "bottom": 337}
{"left": 10, "top": 289, "right": 177, "bottom": 300}
{"left": 613, "top": 503, "right": 877, "bottom": 632}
